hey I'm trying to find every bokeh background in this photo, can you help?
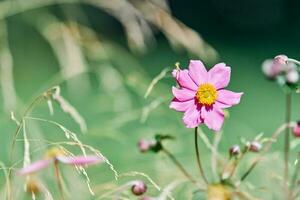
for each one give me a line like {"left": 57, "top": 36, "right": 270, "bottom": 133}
{"left": 1, "top": 0, "right": 300, "bottom": 199}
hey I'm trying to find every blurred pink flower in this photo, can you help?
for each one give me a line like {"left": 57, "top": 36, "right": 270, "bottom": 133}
{"left": 18, "top": 148, "right": 102, "bottom": 175}
{"left": 293, "top": 122, "right": 300, "bottom": 138}
{"left": 170, "top": 60, "right": 243, "bottom": 131}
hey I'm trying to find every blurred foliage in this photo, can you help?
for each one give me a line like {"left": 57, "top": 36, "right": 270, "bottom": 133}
{"left": 0, "top": 0, "right": 299, "bottom": 199}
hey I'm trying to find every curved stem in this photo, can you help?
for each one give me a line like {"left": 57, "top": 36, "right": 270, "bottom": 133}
{"left": 194, "top": 127, "right": 208, "bottom": 184}
{"left": 162, "top": 148, "right": 197, "bottom": 185}
{"left": 284, "top": 93, "right": 291, "bottom": 193}
{"left": 239, "top": 122, "right": 294, "bottom": 183}
{"left": 54, "top": 161, "right": 65, "bottom": 200}
{"left": 7, "top": 96, "right": 44, "bottom": 200}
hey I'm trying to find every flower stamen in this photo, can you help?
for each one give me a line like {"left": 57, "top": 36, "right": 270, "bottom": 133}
{"left": 196, "top": 83, "right": 217, "bottom": 106}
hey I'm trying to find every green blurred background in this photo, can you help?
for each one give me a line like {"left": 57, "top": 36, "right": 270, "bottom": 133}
{"left": 0, "top": 0, "right": 300, "bottom": 199}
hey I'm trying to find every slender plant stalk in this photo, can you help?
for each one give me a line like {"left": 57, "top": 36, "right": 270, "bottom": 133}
{"left": 194, "top": 127, "right": 208, "bottom": 184}
{"left": 162, "top": 148, "right": 197, "bottom": 184}
{"left": 54, "top": 161, "right": 65, "bottom": 200}
{"left": 284, "top": 93, "right": 292, "bottom": 196}
{"left": 239, "top": 122, "right": 293, "bottom": 183}
{"left": 290, "top": 153, "right": 300, "bottom": 199}
{"left": 7, "top": 95, "right": 44, "bottom": 200}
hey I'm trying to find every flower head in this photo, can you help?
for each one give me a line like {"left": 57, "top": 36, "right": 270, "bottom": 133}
{"left": 18, "top": 147, "right": 102, "bottom": 175}
{"left": 170, "top": 60, "right": 243, "bottom": 131}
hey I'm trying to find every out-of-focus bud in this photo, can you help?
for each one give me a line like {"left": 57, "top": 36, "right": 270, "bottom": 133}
{"left": 274, "top": 54, "right": 288, "bottom": 65}
{"left": 138, "top": 139, "right": 155, "bottom": 153}
{"left": 286, "top": 69, "right": 299, "bottom": 84}
{"left": 247, "top": 141, "right": 262, "bottom": 152}
{"left": 131, "top": 181, "right": 147, "bottom": 196}
{"left": 293, "top": 122, "right": 300, "bottom": 137}
{"left": 26, "top": 179, "right": 40, "bottom": 196}
{"left": 207, "top": 184, "right": 231, "bottom": 200}
{"left": 229, "top": 145, "right": 240, "bottom": 156}
{"left": 262, "top": 59, "right": 283, "bottom": 78}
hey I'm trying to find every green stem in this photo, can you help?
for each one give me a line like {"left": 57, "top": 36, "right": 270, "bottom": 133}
{"left": 54, "top": 161, "right": 65, "bottom": 200}
{"left": 194, "top": 127, "right": 208, "bottom": 184}
{"left": 284, "top": 93, "right": 292, "bottom": 196}
{"left": 239, "top": 123, "right": 292, "bottom": 183}
{"left": 162, "top": 148, "right": 197, "bottom": 185}
{"left": 290, "top": 153, "right": 300, "bottom": 199}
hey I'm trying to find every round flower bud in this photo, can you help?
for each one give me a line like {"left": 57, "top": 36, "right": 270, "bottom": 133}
{"left": 229, "top": 145, "right": 240, "bottom": 156}
{"left": 262, "top": 59, "right": 283, "bottom": 78}
{"left": 274, "top": 54, "right": 288, "bottom": 65}
{"left": 247, "top": 141, "right": 262, "bottom": 152}
{"left": 138, "top": 139, "right": 151, "bottom": 153}
{"left": 131, "top": 181, "right": 147, "bottom": 196}
{"left": 286, "top": 69, "right": 299, "bottom": 84}
{"left": 293, "top": 122, "right": 300, "bottom": 137}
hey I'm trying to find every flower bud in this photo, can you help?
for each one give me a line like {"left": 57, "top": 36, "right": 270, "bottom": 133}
{"left": 262, "top": 59, "right": 283, "bottom": 78}
{"left": 293, "top": 122, "right": 300, "bottom": 137}
{"left": 207, "top": 184, "right": 231, "bottom": 200}
{"left": 247, "top": 141, "right": 262, "bottom": 152}
{"left": 229, "top": 145, "right": 240, "bottom": 156}
{"left": 286, "top": 69, "right": 299, "bottom": 84}
{"left": 274, "top": 54, "right": 288, "bottom": 65}
{"left": 131, "top": 181, "right": 147, "bottom": 196}
{"left": 138, "top": 139, "right": 156, "bottom": 153}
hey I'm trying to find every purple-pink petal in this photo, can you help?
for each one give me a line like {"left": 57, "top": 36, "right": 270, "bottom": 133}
{"left": 208, "top": 63, "right": 231, "bottom": 89}
{"left": 217, "top": 90, "right": 243, "bottom": 106}
{"left": 172, "top": 86, "right": 195, "bottom": 101}
{"left": 172, "top": 69, "right": 198, "bottom": 91}
{"left": 18, "top": 159, "right": 53, "bottom": 175}
{"left": 201, "top": 106, "right": 224, "bottom": 131}
{"left": 56, "top": 155, "right": 103, "bottom": 166}
{"left": 182, "top": 104, "right": 202, "bottom": 128}
{"left": 169, "top": 98, "right": 195, "bottom": 112}
{"left": 188, "top": 60, "right": 208, "bottom": 85}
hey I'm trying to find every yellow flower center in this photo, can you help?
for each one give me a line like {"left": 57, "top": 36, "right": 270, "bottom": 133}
{"left": 44, "top": 147, "right": 65, "bottom": 159}
{"left": 196, "top": 83, "right": 218, "bottom": 106}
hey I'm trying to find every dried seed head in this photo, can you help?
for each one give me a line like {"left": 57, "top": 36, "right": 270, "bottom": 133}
{"left": 229, "top": 145, "right": 240, "bottom": 156}
{"left": 26, "top": 179, "right": 40, "bottom": 196}
{"left": 131, "top": 181, "right": 147, "bottom": 196}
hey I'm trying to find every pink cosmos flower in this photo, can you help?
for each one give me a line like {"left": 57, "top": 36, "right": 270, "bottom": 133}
{"left": 170, "top": 60, "right": 243, "bottom": 131}
{"left": 18, "top": 148, "right": 102, "bottom": 175}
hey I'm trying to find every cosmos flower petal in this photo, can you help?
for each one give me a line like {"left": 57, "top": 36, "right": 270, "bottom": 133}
{"left": 18, "top": 159, "right": 53, "bottom": 175}
{"left": 182, "top": 104, "right": 202, "bottom": 128}
{"left": 172, "top": 69, "right": 198, "bottom": 91}
{"left": 214, "top": 101, "right": 231, "bottom": 109}
{"left": 201, "top": 106, "right": 224, "bottom": 131}
{"left": 56, "top": 155, "right": 103, "bottom": 166}
{"left": 172, "top": 86, "right": 195, "bottom": 101}
{"left": 217, "top": 90, "right": 243, "bottom": 106}
{"left": 169, "top": 98, "right": 195, "bottom": 112}
{"left": 208, "top": 63, "right": 231, "bottom": 89}
{"left": 188, "top": 60, "right": 208, "bottom": 85}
